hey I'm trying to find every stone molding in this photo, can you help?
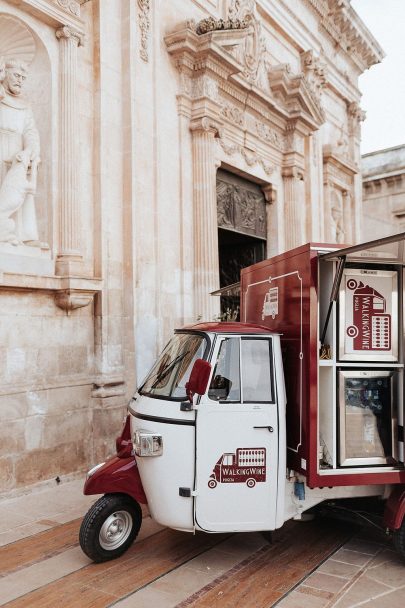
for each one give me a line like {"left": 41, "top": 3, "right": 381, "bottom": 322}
{"left": 6, "top": 0, "right": 85, "bottom": 34}
{"left": 0, "top": 272, "right": 102, "bottom": 311}
{"left": 323, "top": 144, "right": 358, "bottom": 187}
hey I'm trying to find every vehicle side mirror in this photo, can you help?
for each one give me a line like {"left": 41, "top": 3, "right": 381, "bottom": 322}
{"left": 183, "top": 359, "right": 212, "bottom": 404}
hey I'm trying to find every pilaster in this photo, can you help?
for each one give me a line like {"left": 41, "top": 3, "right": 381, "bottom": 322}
{"left": 282, "top": 166, "right": 305, "bottom": 249}
{"left": 55, "top": 25, "right": 84, "bottom": 276}
{"left": 190, "top": 117, "right": 221, "bottom": 321}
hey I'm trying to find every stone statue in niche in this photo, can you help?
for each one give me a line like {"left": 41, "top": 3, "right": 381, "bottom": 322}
{"left": 0, "top": 57, "right": 41, "bottom": 246}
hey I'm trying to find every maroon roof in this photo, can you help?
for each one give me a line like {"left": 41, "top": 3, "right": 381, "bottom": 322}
{"left": 179, "top": 322, "right": 273, "bottom": 334}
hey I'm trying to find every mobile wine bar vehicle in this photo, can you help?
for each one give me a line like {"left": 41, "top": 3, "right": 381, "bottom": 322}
{"left": 79, "top": 233, "right": 405, "bottom": 563}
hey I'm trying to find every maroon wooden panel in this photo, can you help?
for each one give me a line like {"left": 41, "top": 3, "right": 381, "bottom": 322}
{"left": 241, "top": 243, "right": 405, "bottom": 488}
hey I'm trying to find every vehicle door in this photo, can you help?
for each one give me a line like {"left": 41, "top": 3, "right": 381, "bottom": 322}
{"left": 195, "top": 335, "right": 279, "bottom": 532}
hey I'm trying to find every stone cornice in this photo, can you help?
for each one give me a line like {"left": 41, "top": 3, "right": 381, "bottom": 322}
{"left": 303, "top": 0, "right": 384, "bottom": 71}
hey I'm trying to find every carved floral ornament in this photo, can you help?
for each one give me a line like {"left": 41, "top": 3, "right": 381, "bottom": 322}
{"left": 55, "top": 0, "right": 80, "bottom": 17}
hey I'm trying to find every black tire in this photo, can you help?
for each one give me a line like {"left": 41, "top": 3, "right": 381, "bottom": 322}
{"left": 393, "top": 519, "right": 405, "bottom": 561}
{"left": 79, "top": 493, "right": 142, "bottom": 563}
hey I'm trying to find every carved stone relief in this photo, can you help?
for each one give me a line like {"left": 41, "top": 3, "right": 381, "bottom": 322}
{"left": 300, "top": 50, "right": 327, "bottom": 105}
{"left": 217, "top": 172, "right": 266, "bottom": 239}
{"left": 0, "top": 17, "right": 43, "bottom": 247}
{"left": 227, "top": 0, "right": 270, "bottom": 89}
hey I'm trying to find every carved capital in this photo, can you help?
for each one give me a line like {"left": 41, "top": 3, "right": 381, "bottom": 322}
{"left": 56, "top": 25, "right": 82, "bottom": 46}
{"left": 55, "top": 289, "right": 96, "bottom": 312}
{"left": 282, "top": 166, "right": 304, "bottom": 180}
{"left": 190, "top": 117, "right": 222, "bottom": 137}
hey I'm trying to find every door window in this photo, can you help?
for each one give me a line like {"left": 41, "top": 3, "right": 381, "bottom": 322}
{"left": 241, "top": 339, "right": 274, "bottom": 403}
{"left": 208, "top": 337, "right": 274, "bottom": 403}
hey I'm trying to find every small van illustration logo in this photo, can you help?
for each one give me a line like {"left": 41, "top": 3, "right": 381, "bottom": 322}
{"left": 262, "top": 287, "right": 278, "bottom": 320}
{"left": 208, "top": 448, "right": 266, "bottom": 488}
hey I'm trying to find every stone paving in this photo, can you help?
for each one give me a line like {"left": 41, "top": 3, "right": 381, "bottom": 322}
{"left": 0, "top": 478, "right": 404, "bottom": 607}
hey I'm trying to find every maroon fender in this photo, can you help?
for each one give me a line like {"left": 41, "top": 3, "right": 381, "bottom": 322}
{"left": 84, "top": 456, "right": 147, "bottom": 504}
{"left": 383, "top": 485, "right": 405, "bottom": 530}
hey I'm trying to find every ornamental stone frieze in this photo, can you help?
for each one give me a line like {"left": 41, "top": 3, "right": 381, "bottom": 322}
{"left": 218, "top": 139, "right": 274, "bottom": 176}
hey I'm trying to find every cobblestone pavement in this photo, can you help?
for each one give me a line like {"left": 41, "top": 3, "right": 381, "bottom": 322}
{"left": 0, "top": 479, "right": 404, "bottom": 607}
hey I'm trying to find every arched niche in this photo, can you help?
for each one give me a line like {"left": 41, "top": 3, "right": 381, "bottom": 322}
{"left": 0, "top": 13, "right": 52, "bottom": 251}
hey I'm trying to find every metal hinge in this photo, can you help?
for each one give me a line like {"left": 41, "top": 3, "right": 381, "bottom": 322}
{"left": 179, "top": 487, "right": 198, "bottom": 497}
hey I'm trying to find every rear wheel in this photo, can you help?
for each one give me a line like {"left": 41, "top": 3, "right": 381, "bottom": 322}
{"left": 393, "top": 520, "right": 405, "bottom": 560}
{"left": 79, "top": 493, "right": 142, "bottom": 562}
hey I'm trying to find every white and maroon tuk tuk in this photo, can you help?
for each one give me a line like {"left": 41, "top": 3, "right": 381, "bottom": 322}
{"left": 80, "top": 233, "right": 405, "bottom": 562}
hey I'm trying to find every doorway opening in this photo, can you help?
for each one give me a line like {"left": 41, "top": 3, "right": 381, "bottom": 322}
{"left": 218, "top": 229, "right": 266, "bottom": 319}
{"left": 216, "top": 169, "right": 268, "bottom": 319}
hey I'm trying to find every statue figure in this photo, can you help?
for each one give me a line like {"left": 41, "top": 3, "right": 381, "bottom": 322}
{"left": 0, "top": 58, "right": 41, "bottom": 246}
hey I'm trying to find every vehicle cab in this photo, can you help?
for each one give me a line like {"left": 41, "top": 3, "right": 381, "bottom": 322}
{"left": 129, "top": 322, "right": 287, "bottom": 534}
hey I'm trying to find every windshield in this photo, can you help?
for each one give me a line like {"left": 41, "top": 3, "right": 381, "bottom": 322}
{"left": 140, "top": 333, "right": 208, "bottom": 400}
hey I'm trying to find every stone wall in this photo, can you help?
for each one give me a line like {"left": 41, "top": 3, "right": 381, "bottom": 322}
{"left": 0, "top": 0, "right": 384, "bottom": 495}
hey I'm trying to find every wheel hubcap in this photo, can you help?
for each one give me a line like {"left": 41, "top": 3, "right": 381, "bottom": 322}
{"left": 99, "top": 510, "right": 133, "bottom": 550}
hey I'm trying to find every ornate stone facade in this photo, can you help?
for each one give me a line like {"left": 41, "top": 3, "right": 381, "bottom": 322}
{"left": 0, "top": 0, "right": 383, "bottom": 495}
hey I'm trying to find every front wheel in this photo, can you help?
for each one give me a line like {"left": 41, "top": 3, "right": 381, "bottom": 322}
{"left": 79, "top": 493, "right": 142, "bottom": 562}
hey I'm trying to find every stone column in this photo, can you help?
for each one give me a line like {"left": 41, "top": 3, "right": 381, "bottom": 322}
{"left": 282, "top": 166, "right": 305, "bottom": 249}
{"left": 55, "top": 26, "right": 83, "bottom": 276}
{"left": 190, "top": 117, "right": 221, "bottom": 321}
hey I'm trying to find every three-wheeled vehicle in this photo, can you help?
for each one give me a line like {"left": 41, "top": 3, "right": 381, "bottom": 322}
{"left": 80, "top": 234, "right": 405, "bottom": 562}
